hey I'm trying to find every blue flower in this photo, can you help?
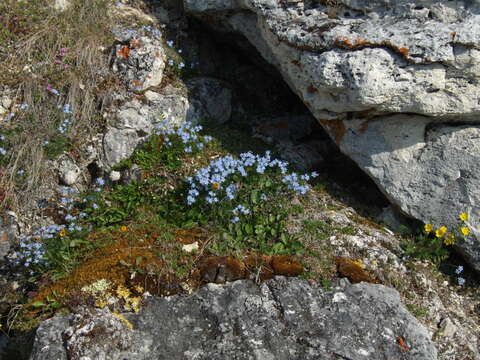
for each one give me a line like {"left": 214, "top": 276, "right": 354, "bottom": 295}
{"left": 458, "top": 277, "right": 466, "bottom": 286}
{"left": 231, "top": 216, "right": 240, "bottom": 224}
{"left": 63, "top": 104, "right": 73, "bottom": 114}
{"left": 455, "top": 266, "right": 464, "bottom": 275}
{"left": 96, "top": 178, "right": 105, "bottom": 186}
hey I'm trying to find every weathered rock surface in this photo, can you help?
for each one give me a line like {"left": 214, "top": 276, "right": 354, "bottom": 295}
{"left": 100, "top": 85, "right": 189, "bottom": 169}
{"left": 186, "top": 77, "right": 232, "bottom": 124}
{"left": 112, "top": 30, "right": 166, "bottom": 93}
{"left": 340, "top": 115, "right": 480, "bottom": 266}
{"left": 184, "top": 0, "right": 480, "bottom": 271}
{"left": 30, "top": 277, "right": 438, "bottom": 360}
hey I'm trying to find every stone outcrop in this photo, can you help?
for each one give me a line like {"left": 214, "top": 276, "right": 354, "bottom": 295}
{"left": 100, "top": 85, "right": 189, "bottom": 169}
{"left": 29, "top": 277, "right": 438, "bottom": 360}
{"left": 184, "top": 0, "right": 480, "bottom": 271}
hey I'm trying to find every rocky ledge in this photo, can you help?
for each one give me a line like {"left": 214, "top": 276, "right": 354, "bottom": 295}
{"left": 30, "top": 277, "right": 437, "bottom": 360}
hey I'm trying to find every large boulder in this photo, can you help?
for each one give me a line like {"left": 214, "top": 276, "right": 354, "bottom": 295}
{"left": 184, "top": 0, "right": 480, "bottom": 271}
{"left": 29, "top": 277, "right": 437, "bottom": 359}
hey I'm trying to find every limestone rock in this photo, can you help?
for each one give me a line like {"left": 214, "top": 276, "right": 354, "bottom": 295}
{"left": 56, "top": 155, "right": 81, "bottom": 186}
{"left": 52, "top": 0, "right": 70, "bottom": 12}
{"left": 30, "top": 277, "right": 438, "bottom": 360}
{"left": 186, "top": 77, "right": 232, "bottom": 124}
{"left": 100, "top": 85, "right": 189, "bottom": 169}
{"left": 112, "top": 32, "right": 166, "bottom": 93}
{"left": 340, "top": 115, "right": 480, "bottom": 271}
{"left": 185, "top": 0, "right": 480, "bottom": 271}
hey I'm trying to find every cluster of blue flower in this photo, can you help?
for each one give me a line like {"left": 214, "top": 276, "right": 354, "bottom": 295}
{"left": 185, "top": 150, "right": 318, "bottom": 223}
{"left": 139, "top": 25, "right": 162, "bottom": 39}
{"left": 154, "top": 120, "right": 211, "bottom": 154}
{"left": 0, "top": 135, "right": 6, "bottom": 156}
{"left": 455, "top": 265, "right": 466, "bottom": 286}
{"left": 57, "top": 103, "right": 74, "bottom": 134}
{"left": 12, "top": 181, "right": 100, "bottom": 272}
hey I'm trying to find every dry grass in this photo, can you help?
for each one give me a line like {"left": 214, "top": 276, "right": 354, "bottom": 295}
{"left": 0, "top": 0, "right": 118, "bottom": 213}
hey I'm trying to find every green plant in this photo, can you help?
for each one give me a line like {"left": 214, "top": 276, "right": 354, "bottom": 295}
{"left": 401, "top": 212, "right": 471, "bottom": 267}
{"left": 405, "top": 303, "right": 428, "bottom": 318}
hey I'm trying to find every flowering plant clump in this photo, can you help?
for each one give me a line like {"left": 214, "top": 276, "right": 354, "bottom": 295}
{"left": 184, "top": 150, "right": 317, "bottom": 254}
{"left": 423, "top": 212, "right": 472, "bottom": 246}
{"left": 403, "top": 212, "right": 473, "bottom": 267}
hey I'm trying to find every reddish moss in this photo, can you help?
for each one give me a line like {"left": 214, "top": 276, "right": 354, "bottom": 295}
{"left": 334, "top": 257, "right": 378, "bottom": 284}
{"left": 271, "top": 255, "right": 303, "bottom": 276}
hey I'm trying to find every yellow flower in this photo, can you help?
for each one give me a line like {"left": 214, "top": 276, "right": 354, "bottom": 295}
{"left": 128, "top": 297, "right": 141, "bottom": 312}
{"left": 134, "top": 285, "right": 144, "bottom": 294}
{"left": 116, "top": 285, "right": 130, "bottom": 299}
{"left": 459, "top": 212, "right": 469, "bottom": 222}
{"left": 120, "top": 225, "right": 128, "bottom": 232}
{"left": 59, "top": 229, "right": 67, "bottom": 237}
{"left": 424, "top": 224, "right": 433, "bottom": 233}
{"left": 461, "top": 227, "right": 471, "bottom": 236}
{"left": 444, "top": 234, "right": 455, "bottom": 246}
{"left": 435, "top": 226, "right": 447, "bottom": 238}
{"left": 95, "top": 299, "right": 108, "bottom": 308}
{"left": 212, "top": 182, "right": 220, "bottom": 189}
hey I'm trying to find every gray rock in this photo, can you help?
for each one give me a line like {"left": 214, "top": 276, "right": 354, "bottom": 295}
{"left": 52, "top": 0, "right": 70, "bottom": 11}
{"left": 100, "top": 85, "right": 189, "bottom": 169}
{"left": 340, "top": 115, "right": 480, "bottom": 271}
{"left": 379, "top": 205, "right": 411, "bottom": 234}
{"left": 0, "top": 211, "right": 18, "bottom": 260}
{"left": 30, "top": 277, "right": 438, "bottom": 360}
{"left": 185, "top": 0, "right": 480, "bottom": 271}
{"left": 56, "top": 155, "right": 81, "bottom": 186}
{"left": 186, "top": 77, "right": 232, "bottom": 124}
{"left": 112, "top": 34, "right": 166, "bottom": 93}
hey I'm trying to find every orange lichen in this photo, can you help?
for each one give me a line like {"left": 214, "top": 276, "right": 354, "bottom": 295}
{"left": 307, "top": 85, "right": 318, "bottom": 94}
{"left": 451, "top": 32, "right": 457, "bottom": 41}
{"left": 319, "top": 119, "right": 347, "bottom": 144}
{"left": 117, "top": 45, "right": 130, "bottom": 59}
{"left": 397, "top": 336, "right": 411, "bottom": 351}
{"left": 131, "top": 80, "right": 143, "bottom": 87}
{"left": 334, "top": 37, "right": 371, "bottom": 50}
{"left": 291, "top": 59, "right": 300, "bottom": 66}
{"left": 398, "top": 47, "right": 409, "bottom": 56}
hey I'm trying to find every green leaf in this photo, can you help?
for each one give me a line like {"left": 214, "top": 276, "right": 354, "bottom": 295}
{"left": 31, "top": 301, "right": 45, "bottom": 308}
{"left": 251, "top": 190, "right": 259, "bottom": 204}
